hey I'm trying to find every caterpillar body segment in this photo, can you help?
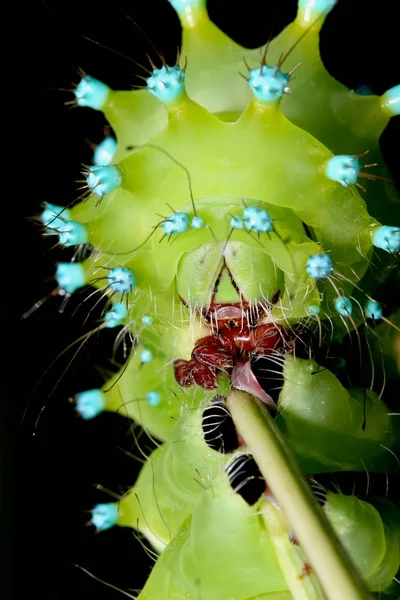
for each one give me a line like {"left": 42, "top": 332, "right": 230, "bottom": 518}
{"left": 276, "top": 355, "right": 399, "bottom": 473}
{"left": 136, "top": 480, "right": 399, "bottom": 599}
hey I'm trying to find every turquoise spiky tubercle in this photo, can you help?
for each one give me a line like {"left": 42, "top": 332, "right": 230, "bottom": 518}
{"left": 93, "top": 137, "right": 117, "bottom": 166}
{"left": 75, "top": 389, "right": 106, "bottom": 420}
{"left": 74, "top": 75, "right": 111, "bottom": 109}
{"left": 41, "top": 0, "right": 400, "bottom": 598}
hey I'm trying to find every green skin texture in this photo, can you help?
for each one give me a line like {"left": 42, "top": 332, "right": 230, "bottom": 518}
{"left": 62, "top": 0, "right": 400, "bottom": 598}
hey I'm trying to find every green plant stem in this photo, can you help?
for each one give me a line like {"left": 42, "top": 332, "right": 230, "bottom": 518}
{"left": 226, "top": 390, "right": 372, "bottom": 600}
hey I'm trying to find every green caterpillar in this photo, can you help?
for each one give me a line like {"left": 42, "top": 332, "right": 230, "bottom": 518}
{"left": 26, "top": 0, "right": 400, "bottom": 598}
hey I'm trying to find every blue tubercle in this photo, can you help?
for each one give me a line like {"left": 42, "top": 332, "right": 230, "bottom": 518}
{"left": 381, "top": 85, "right": 400, "bottom": 116}
{"left": 93, "top": 137, "right": 118, "bottom": 166}
{"left": 107, "top": 267, "right": 136, "bottom": 294}
{"left": 75, "top": 389, "right": 105, "bottom": 420}
{"left": 334, "top": 296, "right": 353, "bottom": 317}
{"left": 147, "top": 391, "right": 161, "bottom": 406}
{"left": 142, "top": 315, "right": 153, "bottom": 326}
{"left": 364, "top": 299, "right": 383, "bottom": 320}
{"left": 91, "top": 503, "right": 119, "bottom": 531}
{"left": 146, "top": 65, "right": 185, "bottom": 104}
{"left": 55, "top": 263, "right": 86, "bottom": 295}
{"left": 162, "top": 212, "right": 190, "bottom": 235}
{"left": 58, "top": 221, "right": 88, "bottom": 247}
{"left": 74, "top": 75, "right": 111, "bottom": 110}
{"left": 306, "top": 305, "right": 321, "bottom": 317}
{"left": 243, "top": 206, "right": 274, "bottom": 233}
{"left": 191, "top": 215, "right": 205, "bottom": 229}
{"left": 325, "top": 155, "right": 361, "bottom": 187}
{"left": 231, "top": 216, "right": 244, "bottom": 229}
{"left": 297, "top": 0, "right": 338, "bottom": 15}
{"left": 141, "top": 349, "right": 153, "bottom": 364}
{"left": 168, "top": 0, "right": 202, "bottom": 12}
{"left": 372, "top": 225, "right": 400, "bottom": 254}
{"left": 306, "top": 253, "right": 334, "bottom": 279}
{"left": 86, "top": 165, "right": 122, "bottom": 200}
{"left": 104, "top": 302, "right": 128, "bottom": 328}
{"left": 248, "top": 66, "right": 290, "bottom": 103}
{"left": 41, "top": 203, "right": 71, "bottom": 230}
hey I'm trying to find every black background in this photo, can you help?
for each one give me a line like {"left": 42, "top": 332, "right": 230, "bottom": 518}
{"left": 7, "top": 1, "right": 399, "bottom": 599}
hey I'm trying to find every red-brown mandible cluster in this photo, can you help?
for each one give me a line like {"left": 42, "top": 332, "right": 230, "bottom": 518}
{"left": 174, "top": 304, "right": 288, "bottom": 390}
